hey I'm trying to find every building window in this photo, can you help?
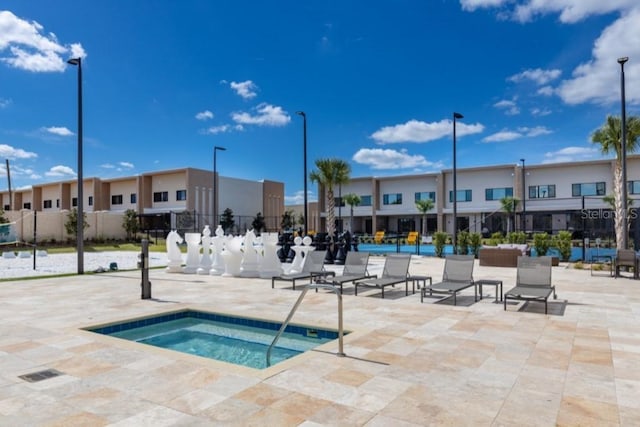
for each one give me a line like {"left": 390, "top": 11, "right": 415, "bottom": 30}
{"left": 529, "top": 185, "right": 556, "bottom": 199}
{"left": 153, "top": 191, "right": 169, "bottom": 202}
{"left": 572, "top": 182, "right": 605, "bottom": 197}
{"left": 360, "top": 195, "right": 372, "bottom": 206}
{"left": 383, "top": 193, "right": 402, "bottom": 205}
{"left": 628, "top": 181, "right": 640, "bottom": 195}
{"left": 72, "top": 197, "right": 77, "bottom": 207}
{"left": 23, "top": 202, "right": 31, "bottom": 209}
{"left": 449, "top": 190, "right": 472, "bottom": 202}
{"left": 176, "top": 190, "right": 187, "bottom": 201}
{"left": 3, "top": 204, "right": 8, "bottom": 211}
{"left": 333, "top": 197, "right": 345, "bottom": 207}
{"left": 112, "top": 195, "right": 123, "bottom": 205}
{"left": 88, "top": 196, "right": 93, "bottom": 206}
{"left": 485, "top": 187, "right": 513, "bottom": 201}
{"left": 415, "top": 192, "right": 436, "bottom": 202}
{"left": 43, "top": 200, "right": 52, "bottom": 209}
{"left": 56, "top": 199, "right": 60, "bottom": 208}
{"left": 130, "top": 193, "right": 137, "bottom": 203}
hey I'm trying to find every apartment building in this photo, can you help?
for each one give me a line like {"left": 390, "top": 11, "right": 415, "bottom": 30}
{"left": 311, "top": 155, "right": 640, "bottom": 241}
{"left": 0, "top": 167, "right": 285, "bottom": 234}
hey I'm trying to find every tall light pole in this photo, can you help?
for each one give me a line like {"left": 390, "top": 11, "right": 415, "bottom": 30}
{"left": 67, "top": 57, "right": 84, "bottom": 274}
{"left": 619, "top": 56, "right": 629, "bottom": 249}
{"left": 520, "top": 158, "right": 526, "bottom": 233}
{"left": 296, "top": 111, "right": 308, "bottom": 236}
{"left": 452, "top": 112, "right": 463, "bottom": 254}
{"left": 213, "top": 146, "right": 226, "bottom": 228}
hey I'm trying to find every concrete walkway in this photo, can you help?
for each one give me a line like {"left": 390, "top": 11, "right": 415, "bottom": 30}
{"left": 0, "top": 256, "right": 639, "bottom": 426}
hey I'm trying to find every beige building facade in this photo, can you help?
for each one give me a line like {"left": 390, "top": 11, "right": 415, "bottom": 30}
{"left": 0, "top": 167, "right": 284, "bottom": 241}
{"left": 306, "top": 156, "right": 640, "bottom": 242}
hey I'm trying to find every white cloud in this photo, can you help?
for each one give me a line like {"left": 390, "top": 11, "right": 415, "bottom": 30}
{"left": 493, "top": 99, "right": 520, "bottom": 115}
{"left": 462, "top": 0, "right": 637, "bottom": 23}
{"left": 483, "top": 126, "right": 552, "bottom": 142}
{"left": 543, "top": 146, "right": 599, "bottom": 163}
{"left": 370, "top": 119, "right": 485, "bottom": 144}
{"left": 45, "top": 165, "right": 75, "bottom": 177}
{"left": 118, "top": 161, "right": 134, "bottom": 169}
{"left": 536, "top": 86, "right": 555, "bottom": 96}
{"left": 557, "top": 8, "right": 640, "bottom": 105}
{"left": 0, "top": 97, "right": 11, "bottom": 108}
{"left": 230, "top": 80, "right": 258, "bottom": 99}
{"left": 0, "top": 11, "right": 86, "bottom": 72}
{"left": 100, "top": 163, "right": 115, "bottom": 169}
{"left": 352, "top": 148, "right": 443, "bottom": 170}
{"left": 284, "top": 190, "right": 317, "bottom": 205}
{"left": 530, "top": 107, "right": 552, "bottom": 116}
{"left": 512, "top": 0, "right": 638, "bottom": 23}
{"left": 0, "top": 143, "right": 37, "bottom": 159}
{"left": 195, "top": 110, "right": 214, "bottom": 121}
{"left": 0, "top": 163, "right": 37, "bottom": 178}
{"left": 204, "top": 125, "right": 231, "bottom": 135}
{"left": 460, "top": 0, "right": 507, "bottom": 12}
{"left": 231, "top": 103, "right": 290, "bottom": 127}
{"left": 43, "top": 126, "right": 73, "bottom": 136}
{"left": 482, "top": 130, "right": 522, "bottom": 142}
{"left": 524, "top": 126, "right": 553, "bottom": 137}
{"left": 463, "top": 2, "right": 640, "bottom": 106}
{"left": 508, "top": 68, "right": 562, "bottom": 85}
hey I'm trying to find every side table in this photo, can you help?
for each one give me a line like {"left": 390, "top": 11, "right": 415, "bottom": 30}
{"left": 409, "top": 275, "right": 432, "bottom": 294}
{"left": 475, "top": 279, "right": 503, "bottom": 302}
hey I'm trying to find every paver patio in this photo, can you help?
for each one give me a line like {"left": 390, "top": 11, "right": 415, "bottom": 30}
{"left": 1, "top": 255, "right": 639, "bottom": 426}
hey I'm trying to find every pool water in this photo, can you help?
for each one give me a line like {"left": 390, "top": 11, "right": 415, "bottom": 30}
{"left": 87, "top": 310, "right": 340, "bottom": 369}
{"left": 356, "top": 243, "right": 616, "bottom": 262}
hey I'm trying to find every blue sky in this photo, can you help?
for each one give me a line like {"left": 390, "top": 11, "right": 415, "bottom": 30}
{"left": 1, "top": 1, "right": 639, "bottom": 206}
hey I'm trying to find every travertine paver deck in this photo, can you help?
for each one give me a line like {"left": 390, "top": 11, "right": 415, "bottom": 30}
{"left": 1, "top": 256, "right": 639, "bottom": 426}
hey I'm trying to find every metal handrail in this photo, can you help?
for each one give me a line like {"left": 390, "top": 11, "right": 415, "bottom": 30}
{"left": 266, "top": 283, "right": 345, "bottom": 367}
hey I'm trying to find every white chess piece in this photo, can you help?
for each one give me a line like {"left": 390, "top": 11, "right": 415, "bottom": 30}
{"left": 197, "top": 226, "right": 213, "bottom": 275}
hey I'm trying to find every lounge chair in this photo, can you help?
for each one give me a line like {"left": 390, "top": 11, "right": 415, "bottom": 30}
{"left": 316, "top": 251, "right": 374, "bottom": 294}
{"left": 271, "top": 251, "right": 334, "bottom": 290}
{"left": 354, "top": 254, "right": 412, "bottom": 298}
{"left": 421, "top": 254, "right": 475, "bottom": 305}
{"left": 406, "top": 231, "right": 419, "bottom": 245}
{"left": 614, "top": 249, "right": 639, "bottom": 279}
{"left": 503, "top": 256, "right": 557, "bottom": 314}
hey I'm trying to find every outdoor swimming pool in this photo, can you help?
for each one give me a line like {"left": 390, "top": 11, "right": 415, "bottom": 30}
{"left": 87, "top": 310, "right": 341, "bottom": 369}
{"left": 356, "top": 243, "right": 616, "bottom": 262}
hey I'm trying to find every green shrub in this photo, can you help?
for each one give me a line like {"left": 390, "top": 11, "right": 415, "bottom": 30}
{"left": 507, "top": 231, "right": 526, "bottom": 244}
{"left": 574, "top": 261, "right": 584, "bottom": 270}
{"left": 533, "top": 232, "right": 551, "bottom": 256}
{"left": 489, "top": 232, "right": 504, "bottom": 246}
{"left": 457, "top": 230, "right": 470, "bottom": 255}
{"left": 554, "top": 230, "right": 573, "bottom": 261}
{"left": 469, "top": 232, "right": 482, "bottom": 258}
{"left": 433, "top": 231, "right": 448, "bottom": 258}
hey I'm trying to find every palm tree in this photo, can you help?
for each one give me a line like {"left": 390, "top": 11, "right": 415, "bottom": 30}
{"left": 591, "top": 115, "right": 640, "bottom": 250}
{"left": 342, "top": 193, "right": 361, "bottom": 233}
{"left": 415, "top": 198, "right": 434, "bottom": 236}
{"left": 309, "top": 158, "right": 351, "bottom": 237}
{"left": 500, "top": 196, "right": 519, "bottom": 233}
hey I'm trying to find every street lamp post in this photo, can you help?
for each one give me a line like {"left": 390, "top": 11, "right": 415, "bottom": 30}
{"left": 452, "top": 112, "right": 463, "bottom": 254}
{"left": 619, "top": 57, "right": 629, "bottom": 249}
{"left": 213, "top": 146, "right": 226, "bottom": 228}
{"left": 338, "top": 183, "right": 342, "bottom": 234}
{"left": 67, "top": 57, "right": 84, "bottom": 275}
{"left": 520, "top": 158, "right": 526, "bottom": 233}
{"left": 296, "top": 111, "right": 308, "bottom": 236}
